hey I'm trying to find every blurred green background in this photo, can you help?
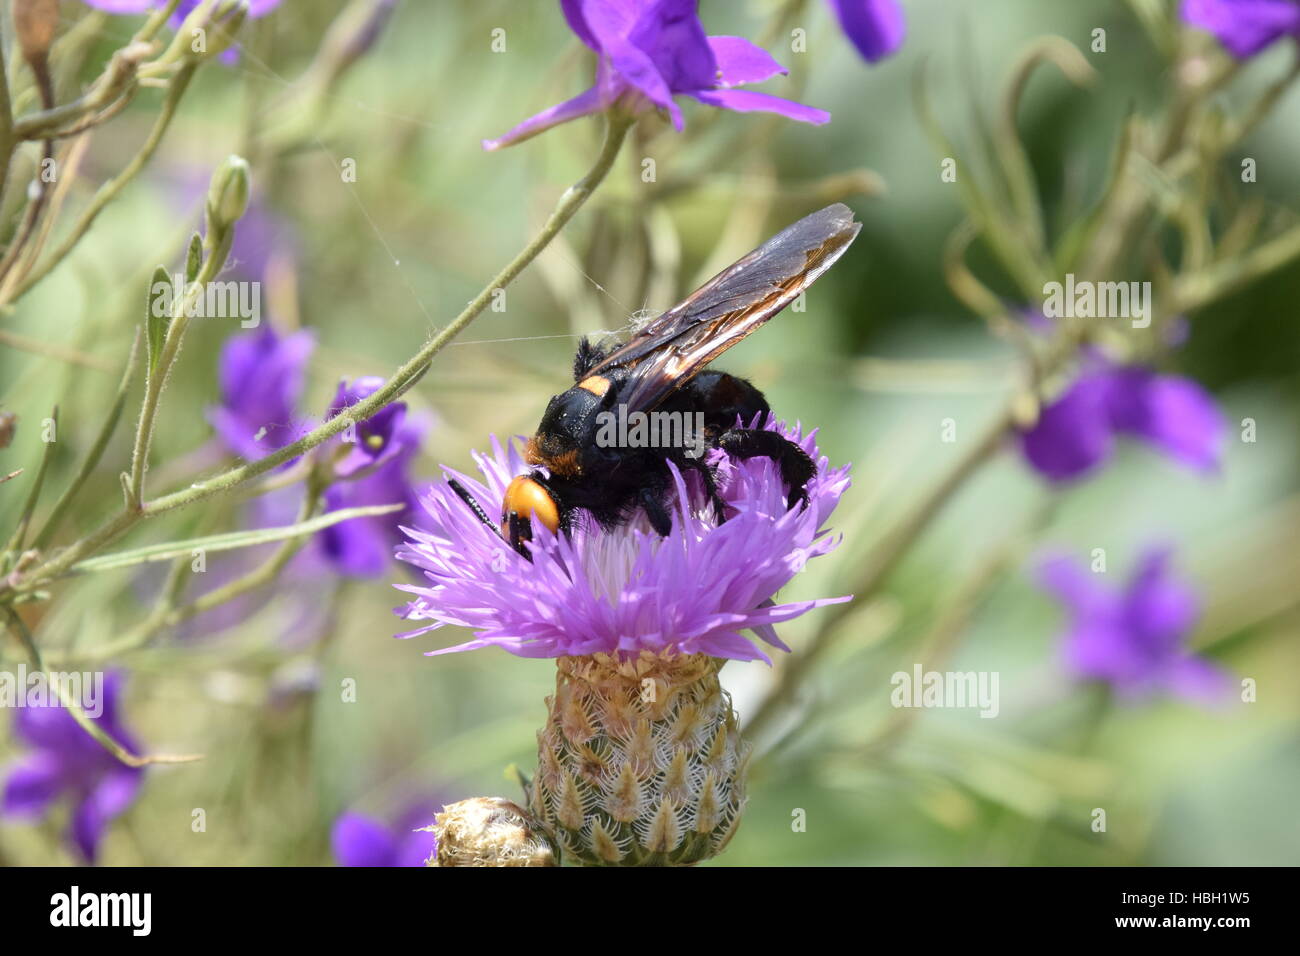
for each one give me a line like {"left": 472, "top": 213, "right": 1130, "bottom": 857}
{"left": 1, "top": 0, "right": 1297, "bottom": 866}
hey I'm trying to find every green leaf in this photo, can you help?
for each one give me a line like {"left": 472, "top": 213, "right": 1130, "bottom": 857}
{"left": 146, "top": 265, "right": 172, "bottom": 372}
{"left": 68, "top": 503, "right": 405, "bottom": 575}
{"left": 185, "top": 232, "right": 203, "bottom": 284}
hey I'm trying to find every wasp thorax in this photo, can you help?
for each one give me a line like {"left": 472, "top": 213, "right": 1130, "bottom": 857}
{"left": 501, "top": 476, "right": 560, "bottom": 533}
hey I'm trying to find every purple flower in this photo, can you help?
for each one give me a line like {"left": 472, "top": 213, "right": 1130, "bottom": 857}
{"left": 208, "top": 325, "right": 315, "bottom": 462}
{"left": 1181, "top": 0, "right": 1300, "bottom": 58}
{"left": 1019, "top": 362, "right": 1225, "bottom": 482}
{"left": 1038, "top": 547, "right": 1230, "bottom": 702}
{"left": 332, "top": 805, "right": 437, "bottom": 867}
{"left": 394, "top": 416, "right": 850, "bottom": 662}
{"left": 316, "top": 377, "right": 429, "bottom": 578}
{"left": 2, "top": 672, "right": 143, "bottom": 863}
{"left": 483, "top": 0, "right": 829, "bottom": 151}
{"left": 826, "top": 0, "right": 906, "bottom": 62}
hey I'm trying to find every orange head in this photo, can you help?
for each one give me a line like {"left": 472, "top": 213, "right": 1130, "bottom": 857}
{"left": 500, "top": 475, "right": 560, "bottom": 538}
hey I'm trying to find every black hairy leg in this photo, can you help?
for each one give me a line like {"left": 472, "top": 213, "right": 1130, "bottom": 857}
{"left": 718, "top": 428, "right": 815, "bottom": 510}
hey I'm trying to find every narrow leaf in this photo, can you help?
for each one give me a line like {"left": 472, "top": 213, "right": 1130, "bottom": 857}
{"left": 146, "top": 265, "right": 172, "bottom": 372}
{"left": 69, "top": 502, "right": 404, "bottom": 575}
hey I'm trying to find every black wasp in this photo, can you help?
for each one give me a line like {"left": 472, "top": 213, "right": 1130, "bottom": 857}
{"left": 450, "top": 203, "right": 861, "bottom": 557}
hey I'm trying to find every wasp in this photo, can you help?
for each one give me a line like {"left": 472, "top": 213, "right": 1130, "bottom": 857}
{"left": 451, "top": 203, "right": 861, "bottom": 557}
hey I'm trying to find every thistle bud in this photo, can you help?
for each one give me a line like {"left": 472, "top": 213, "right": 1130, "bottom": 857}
{"left": 532, "top": 652, "right": 751, "bottom": 866}
{"left": 205, "top": 155, "right": 251, "bottom": 236}
{"left": 429, "top": 797, "right": 558, "bottom": 867}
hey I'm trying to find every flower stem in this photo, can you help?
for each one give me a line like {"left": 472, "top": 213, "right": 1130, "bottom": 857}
{"left": 0, "top": 111, "right": 633, "bottom": 601}
{"left": 4, "top": 62, "right": 197, "bottom": 306}
{"left": 745, "top": 403, "right": 1015, "bottom": 741}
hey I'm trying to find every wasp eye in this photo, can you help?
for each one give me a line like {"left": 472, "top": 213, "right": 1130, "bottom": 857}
{"left": 501, "top": 476, "right": 560, "bottom": 533}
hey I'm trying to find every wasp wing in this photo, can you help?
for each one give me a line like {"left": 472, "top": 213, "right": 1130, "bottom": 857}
{"left": 585, "top": 203, "right": 860, "bottom": 412}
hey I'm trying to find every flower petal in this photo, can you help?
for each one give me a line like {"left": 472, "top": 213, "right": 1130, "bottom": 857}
{"left": 708, "top": 36, "right": 788, "bottom": 85}
{"left": 482, "top": 85, "right": 607, "bottom": 151}
{"left": 826, "top": 0, "right": 907, "bottom": 62}
{"left": 1106, "top": 369, "right": 1225, "bottom": 474}
{"left": 332, "top": 812, "right": 398, "bottom": 867}
{"left": 2, "top": 753, "right": 65, "bottom": 819}
{"left": 1181, "top": 0, "right": 1300, "bottom": 58}
{"left": 1019, "top": 371, "right": 1116, "bottom": 481}
{"left": 688, "top": 88, "right": 830, "bottom": 125}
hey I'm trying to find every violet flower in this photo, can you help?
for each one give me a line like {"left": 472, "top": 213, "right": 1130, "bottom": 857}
{"left": 483, "top": 0, "right": 830, "bottom": 151}
{"left": 317, "top": 377, "right": 428, "bottom": 578}
{"left": 826, "top": 0, "right": 906, "bottom": 63}
{"left": 1181, "top": 0, "right": 1300, "bottom": 58}
{"left": 394, "top": 415, "right": 850, "bottom": 663}
{"left": 331, "top": 804, "right": 437, "bottom": 867}
{"left": 1019, "top": 361, "right": 1225, "bottom": 483}
{"left": 208, "top": 324, "right": 315, "bottom": 462}
{"left": 1037, "top": 547, "right": 1230, "bottom": 702}
{"left": 2, "top": 672, "right": 143, "bottom": 863}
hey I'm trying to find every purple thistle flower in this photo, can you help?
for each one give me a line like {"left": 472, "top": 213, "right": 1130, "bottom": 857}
{"left": 393, "top": 416, "right": 851, "bottom": 663}
{"left": 331, "top": 804, "right": 437, "bottom": 867}
{"left": 316, "top": 376, "right": 429, "bottom": 578}
{"left": 826, "top": 0, "right": 906, "bottom": 63}
{"left": 1019, "top": 361, "right": 1225, "bottom": 483}
{"left": 1037, "top": 547, "right": 1231, "bottom": 703}
{"left": 1181, "top": 0, "right": 1300, "bottom": 59}
{"left": 483, "top": 0, "right": 829, "bottom": 151}
{"left": 208, "top": 324, "right": 315, "bottom": 462}
{"left": 2, "top": 672, "right": 143, "bottom": 863}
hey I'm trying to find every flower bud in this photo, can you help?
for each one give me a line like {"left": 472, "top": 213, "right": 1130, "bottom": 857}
{"left": 13, "top": 0, "right": 59, "bottom": 67}
{"left": 429, "top": 797, "right": 558, "bottom": 867}
{"left": 205, "top": 155, "right": 251, "bottom": 235}
{"left": 533, "top": 651, "right": 751, "bottom": 866}
{"left": 166, "top": 0, "right": 249, "bottom": 64}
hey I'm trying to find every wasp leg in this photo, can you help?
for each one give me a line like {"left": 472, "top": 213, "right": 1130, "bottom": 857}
{"left": 505, "top": 511, "right": 533, "bottom": 560}
{"left": 639, "top": 486, "right": 673, "bottom": 537}
{"left": 681, "top": 455, "right": 727, "bottom": 524}
{"left": 718, "top": 428, "right": 815, "bottom": 510}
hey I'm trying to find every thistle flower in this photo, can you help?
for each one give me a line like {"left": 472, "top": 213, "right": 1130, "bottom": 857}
{"left": 394, "top": 416, "right": 849, "bottom": 864}
{"left": 331, "top": 803, "right": 437, "bottom": 867}
{"left": 826, "top": 0, "right": 906, "bottom": 63}
{"left": 2, "top": 672, "right": 142, "bottom": 863}
{"left": 483, "top": 0, "right": 829, "bottom": 151}
{"left": 395, "top": 416, "right": 849, "bottom": 660}
{"left": 1181, "top": 0, "right": 1300, "bottom": 59}
{"left": 1037, "top": 547, "right": 1230, "bottom": 703}
{"left": 1019, "top": 360, "right": 1225, "bottom": 482}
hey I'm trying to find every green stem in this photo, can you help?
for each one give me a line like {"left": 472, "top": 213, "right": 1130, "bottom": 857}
{"left": 0, "top": 110, "right": 633, "bottom": 600}
{"left": 5, "top": 63, "right": 197, "bottom": 305}
{"left": 32, "top": 332, "right": 142, "bottom": 550}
